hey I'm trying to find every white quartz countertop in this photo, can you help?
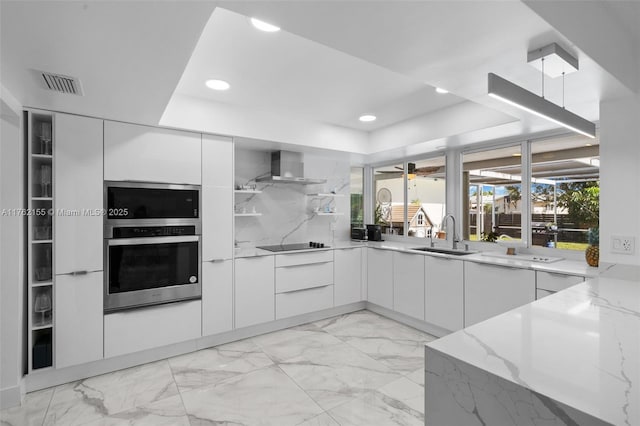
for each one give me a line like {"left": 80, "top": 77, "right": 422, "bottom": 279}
{"left": 234, "top": 240, "right": 601, "bottom": 277}
{"left": 426, "top": 276, "right": 640, "bottom": 426}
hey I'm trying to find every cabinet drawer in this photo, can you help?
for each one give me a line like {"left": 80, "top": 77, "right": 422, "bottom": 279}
{"left": 275, "top": 250, "right": 333, "bottom": 267}
{"left": 536, "top": 271, "right": 584, "bottom": 292}
{"left": 104, "top": 300, "right": 201, "bottom": 358}
{"left": 276, "top": 261, "right": 333, "bottom": 293}
{"left": 276, "top": 285, "right": 333, "bottom": 319}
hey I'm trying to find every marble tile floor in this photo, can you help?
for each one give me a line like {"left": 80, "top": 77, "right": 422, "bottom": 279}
{"left": 1, "top": 310, "right": 436, "bottom": 426}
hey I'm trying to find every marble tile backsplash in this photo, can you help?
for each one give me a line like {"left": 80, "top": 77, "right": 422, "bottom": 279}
{"left": 234, "top": 149, "right": 351, "bottom": 247}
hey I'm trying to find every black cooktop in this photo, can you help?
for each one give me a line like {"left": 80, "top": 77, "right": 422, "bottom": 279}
{"left": 257, "top": 242, "right": 329, "bottom": 252}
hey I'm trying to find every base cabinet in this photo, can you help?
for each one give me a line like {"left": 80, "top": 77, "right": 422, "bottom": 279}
{"left": 202, "top": 260, "right": 233, "bottom": 336}
{"left": 536, "top": 271, "right": 584, "bottom": 299}
{"left": 235, "top": 256, "right": 275, "bottom": 328}
{"left": 276, "top": 285, "right": 334, "bottom": 319}
{"left": 334, "top": 248, "right": 363, "bottom": 306}
{"left": 55, "top": 271, "right": 103, "bottom": 368}
{"left": 425, "top": 257, "right": 464, "bottom": 331}
{"left": 464, "top": 262, "right": 535, "bottom": 326}
{"left": 393, "top": 252, "right": 425, "bottom": 320}
{"left": 104, "top": 300, "right": 201, "bottom": 358}
{"left": 367, "top": 249, "right": 393, "bottom": 309}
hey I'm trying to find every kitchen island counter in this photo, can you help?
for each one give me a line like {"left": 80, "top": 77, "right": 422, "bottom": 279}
{"left": 425, "top": 276, "right": 639, "bottom": 426}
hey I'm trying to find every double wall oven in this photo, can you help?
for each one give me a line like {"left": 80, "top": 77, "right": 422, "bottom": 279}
{"left": 104, "top": 181, "right": 201, "bottom": 313}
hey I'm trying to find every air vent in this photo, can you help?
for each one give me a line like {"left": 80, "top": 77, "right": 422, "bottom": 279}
{"left": 37, "top": 71, "right": 84, "bottom": 96}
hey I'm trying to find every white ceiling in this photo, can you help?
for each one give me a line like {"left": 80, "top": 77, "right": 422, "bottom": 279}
{"left": 172, "top": 7, "right": 465, "bottom": 131}
{"left": 0, "top": 1, "right": 215, "bottom": 125}
{"left": 1, "top": 1, "right": 638, "bottom": 160}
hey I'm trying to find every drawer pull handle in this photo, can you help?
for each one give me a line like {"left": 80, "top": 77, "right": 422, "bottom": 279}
{"left": 278, "top": 261, "right": 333, "bottom": 268}
{"left": 279, "top": 284, "right": 330, "bottom": 294}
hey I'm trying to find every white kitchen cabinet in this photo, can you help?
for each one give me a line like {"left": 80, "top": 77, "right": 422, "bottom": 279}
{"left": 202, "top": 260, "right": 233, "bottom": 336}
{"left": 202, "top": 185, "right": 233, "bottom": 261}
{"left": 275, "top": 262, "right": 333, "bottom": 293}
{"left": 367, "top": 248, "right": 393, "bottom": 309}
{"left": 393, "top": 252, "right": 425, "bottom": 320}
{"left": 54, "top": 113, "right": 103, "bottom": 274}
{"left": 334, "top": 247, "right": 363, "bottom": 306}
{"left": 104, "top": 121, "right": 201, "bottom": 184}
{"left": 464, "top": 262, "right": 536, "bottom": 326}
{"left": 104, "top": 300, "right": 201, "bottom": 358}
{"left": 536, "top": 288, "right": 555, "bottom": 300}
{"left": 202, "top": 134, "right": 233, "bottom": 188}
{"left": 276, "top": 285, "right": 334, "bottom": 319}
{"left": 55, "top": 271, "right": 103, "bottom": 368}
{"left": 536, "top": 271, "right": 584, "bottom": 294}
{"left": 235, "top": 256, "right": 275, "bottom": 328}
{"left": 425, "top": 256, "right": 464, "bottom": 331}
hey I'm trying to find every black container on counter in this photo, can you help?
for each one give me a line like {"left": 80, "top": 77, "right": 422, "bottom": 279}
{"left": 366, "top": 224, "right": 383, "bottom": 241}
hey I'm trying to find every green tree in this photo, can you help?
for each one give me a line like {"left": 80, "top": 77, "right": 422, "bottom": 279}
{"left": 505, "top": 185, "right": 521, "bottom": 209}
{"left": 557, "top": 182, "right": 599, "bottom": 227}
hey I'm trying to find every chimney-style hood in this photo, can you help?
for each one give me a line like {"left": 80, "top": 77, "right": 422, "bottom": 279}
{"left": 255, "top": 151, "right": 326, "bottom": 184}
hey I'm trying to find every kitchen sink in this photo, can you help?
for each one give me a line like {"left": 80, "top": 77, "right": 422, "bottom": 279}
{"left": 410, "top": 247, "right": 476, "bottom": 256}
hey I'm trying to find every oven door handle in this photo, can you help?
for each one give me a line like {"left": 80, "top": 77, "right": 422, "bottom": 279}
{"left": 107, "top": 235, "right": 200, "bottom": 246}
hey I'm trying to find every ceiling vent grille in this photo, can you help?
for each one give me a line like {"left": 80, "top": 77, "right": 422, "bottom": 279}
{"left": 38, "top": 71, "right": 84, "bottom": 96}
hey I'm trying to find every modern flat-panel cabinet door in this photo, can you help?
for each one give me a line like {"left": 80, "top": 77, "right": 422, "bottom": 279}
{"left": 202, "top": 134, "right": 233, "bottom": 188}
{"left": 235, "top": 256, "right": 275, "bottom": 328}
{"left": 393, "top": 252, "right": 425, "bottom": 320}
{"left": 464, "top": 262, "right": 535, "bottom": 327}
{"left": 425, "top": 256, "right": 464, "bottom": 331}
{"left": 202, "top": 260, "right": 233, "bottom": 336}
{"left": 367, "top": 248, "right": 393, "bottom": 309}
{"left": 202, "top": 186, "right": 233, "bottom": 261}
{"left": 54, "top": 113, "right": 103, "bottom": 274}
{"left": 334, "top": 248, "right": 362, "bottom": 306}
{"left": 104, "top": 121, "right": 201, "bottom": 184}
{"left": 202, "top": 134, "right": 233, "bottom": 262}
{"left": 55, "top": 271, "right": 103, "bottom": 368}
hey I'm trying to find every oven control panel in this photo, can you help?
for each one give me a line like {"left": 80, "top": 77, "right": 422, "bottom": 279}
{"left": 112, "top": 226, "right": 197, "bottom": 238}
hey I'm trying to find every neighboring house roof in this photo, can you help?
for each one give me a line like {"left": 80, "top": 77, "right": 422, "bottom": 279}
{"left": 388, "top": 204, "right": 433, "bottom": 227}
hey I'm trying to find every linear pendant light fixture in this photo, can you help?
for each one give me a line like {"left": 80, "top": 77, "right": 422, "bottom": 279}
{"left": 488, "top": 73, "right": 595, "bottom": 138}
{"left": 488, "top": 43, "right": 595, "bottom": 139}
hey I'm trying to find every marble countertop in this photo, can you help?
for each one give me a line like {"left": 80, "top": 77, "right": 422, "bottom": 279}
{"left": 426, "top": 276, "right": 640, "bottom": 425}
{"left": 234, "top": 239, "right": 601, "bottom": 277}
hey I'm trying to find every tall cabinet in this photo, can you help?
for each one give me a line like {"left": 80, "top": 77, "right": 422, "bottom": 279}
{"left": 54, "top": 114, "right": 104, "bottom": 369}
{"left": 201, "top": 134, "right": 234, "bottom": 336}
{"left": 26, "top": 111, "right": 55, "bottom": 371}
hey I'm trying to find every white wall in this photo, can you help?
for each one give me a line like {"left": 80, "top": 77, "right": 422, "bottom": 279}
{"left": 160, "top": 94, "right": 369, "bottom": 155}
{"left": 599, "top": 93, "right": 640, "bottom": 265}
{"left": 0, "top": 85, "right": 24, "bottom": 408}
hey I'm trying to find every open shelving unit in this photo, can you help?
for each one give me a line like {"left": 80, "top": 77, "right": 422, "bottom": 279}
{"left": 26, "top": 111, "right": 55, "bottom": 372}
{"left": 306, "top": 193, "right": 344, "bottom": 197}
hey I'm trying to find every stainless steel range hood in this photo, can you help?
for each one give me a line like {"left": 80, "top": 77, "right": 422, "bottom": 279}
{"left": 255, "top": 151, "right": 326, "bottom": 184}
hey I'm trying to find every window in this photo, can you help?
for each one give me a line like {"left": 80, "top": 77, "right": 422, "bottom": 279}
{"left": 350, "top": 167, "right": 364, "bottom": 229}
{"left": 463, "top": 145, "right": 522, "bottom": 242}
{"left": 530, "top": 135, "right": 599, "bottom": 250}
{"left": 406, "top": 157, "right": 446, "bottom": 239}
{"left": 373, "top": 156, "right": 446, "bottom": 238}
{"left": 373, "top": 163, "right": 405, "bottom": 235}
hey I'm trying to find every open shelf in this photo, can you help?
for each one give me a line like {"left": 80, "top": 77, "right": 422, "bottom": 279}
{"left": 235, "top": 213, "right": 263, "bottom": 217}
{"left": 306, "top": 193, "right": 344, "bottom": 197}
{"left": 316, "top": 212, "right": 344, "bottom": 216}
{"left": 235, "top": 189, "right": 262, "bottom": 194}
{"left": 28, "top": 110, "right": 55, "bottom": 372}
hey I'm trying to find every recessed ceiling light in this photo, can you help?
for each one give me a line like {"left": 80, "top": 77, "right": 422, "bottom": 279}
{"left": 250, "top": 18, "right": 280, "bottom": 32}
{"left": 585, "top": 143, "right": 593, "bottom": 147}
{"left": 205, "top": 79, "right": 230, "bottom": 91}
{"left": 512, "top": 153, "right": 522, "bottom": 157}
{"left": 359, "top": 114, "right": 377, "bottom": 122}
{"left": 435, "top": 87, "right": 449, "bottom": 94}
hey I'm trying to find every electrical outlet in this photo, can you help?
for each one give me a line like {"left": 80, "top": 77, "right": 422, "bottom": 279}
{"left": 611, "top": 235, "right": 635, "bottom": 254}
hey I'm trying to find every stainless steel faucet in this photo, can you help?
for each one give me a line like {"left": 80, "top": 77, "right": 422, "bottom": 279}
{"left": 442, "top": 214, "right": 460, "bottom": 250}
{"left": 428, "top": 226, "right": 435, "bottom": 247}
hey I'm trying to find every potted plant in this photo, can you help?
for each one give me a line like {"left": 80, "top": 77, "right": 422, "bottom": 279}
{"left": 585, "top": 226, "right": 599, "bottom": 267}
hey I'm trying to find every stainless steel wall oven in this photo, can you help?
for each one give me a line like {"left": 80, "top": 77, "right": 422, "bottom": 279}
{"left": 104, "top": 182, "right": 201, "bottom": 312}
